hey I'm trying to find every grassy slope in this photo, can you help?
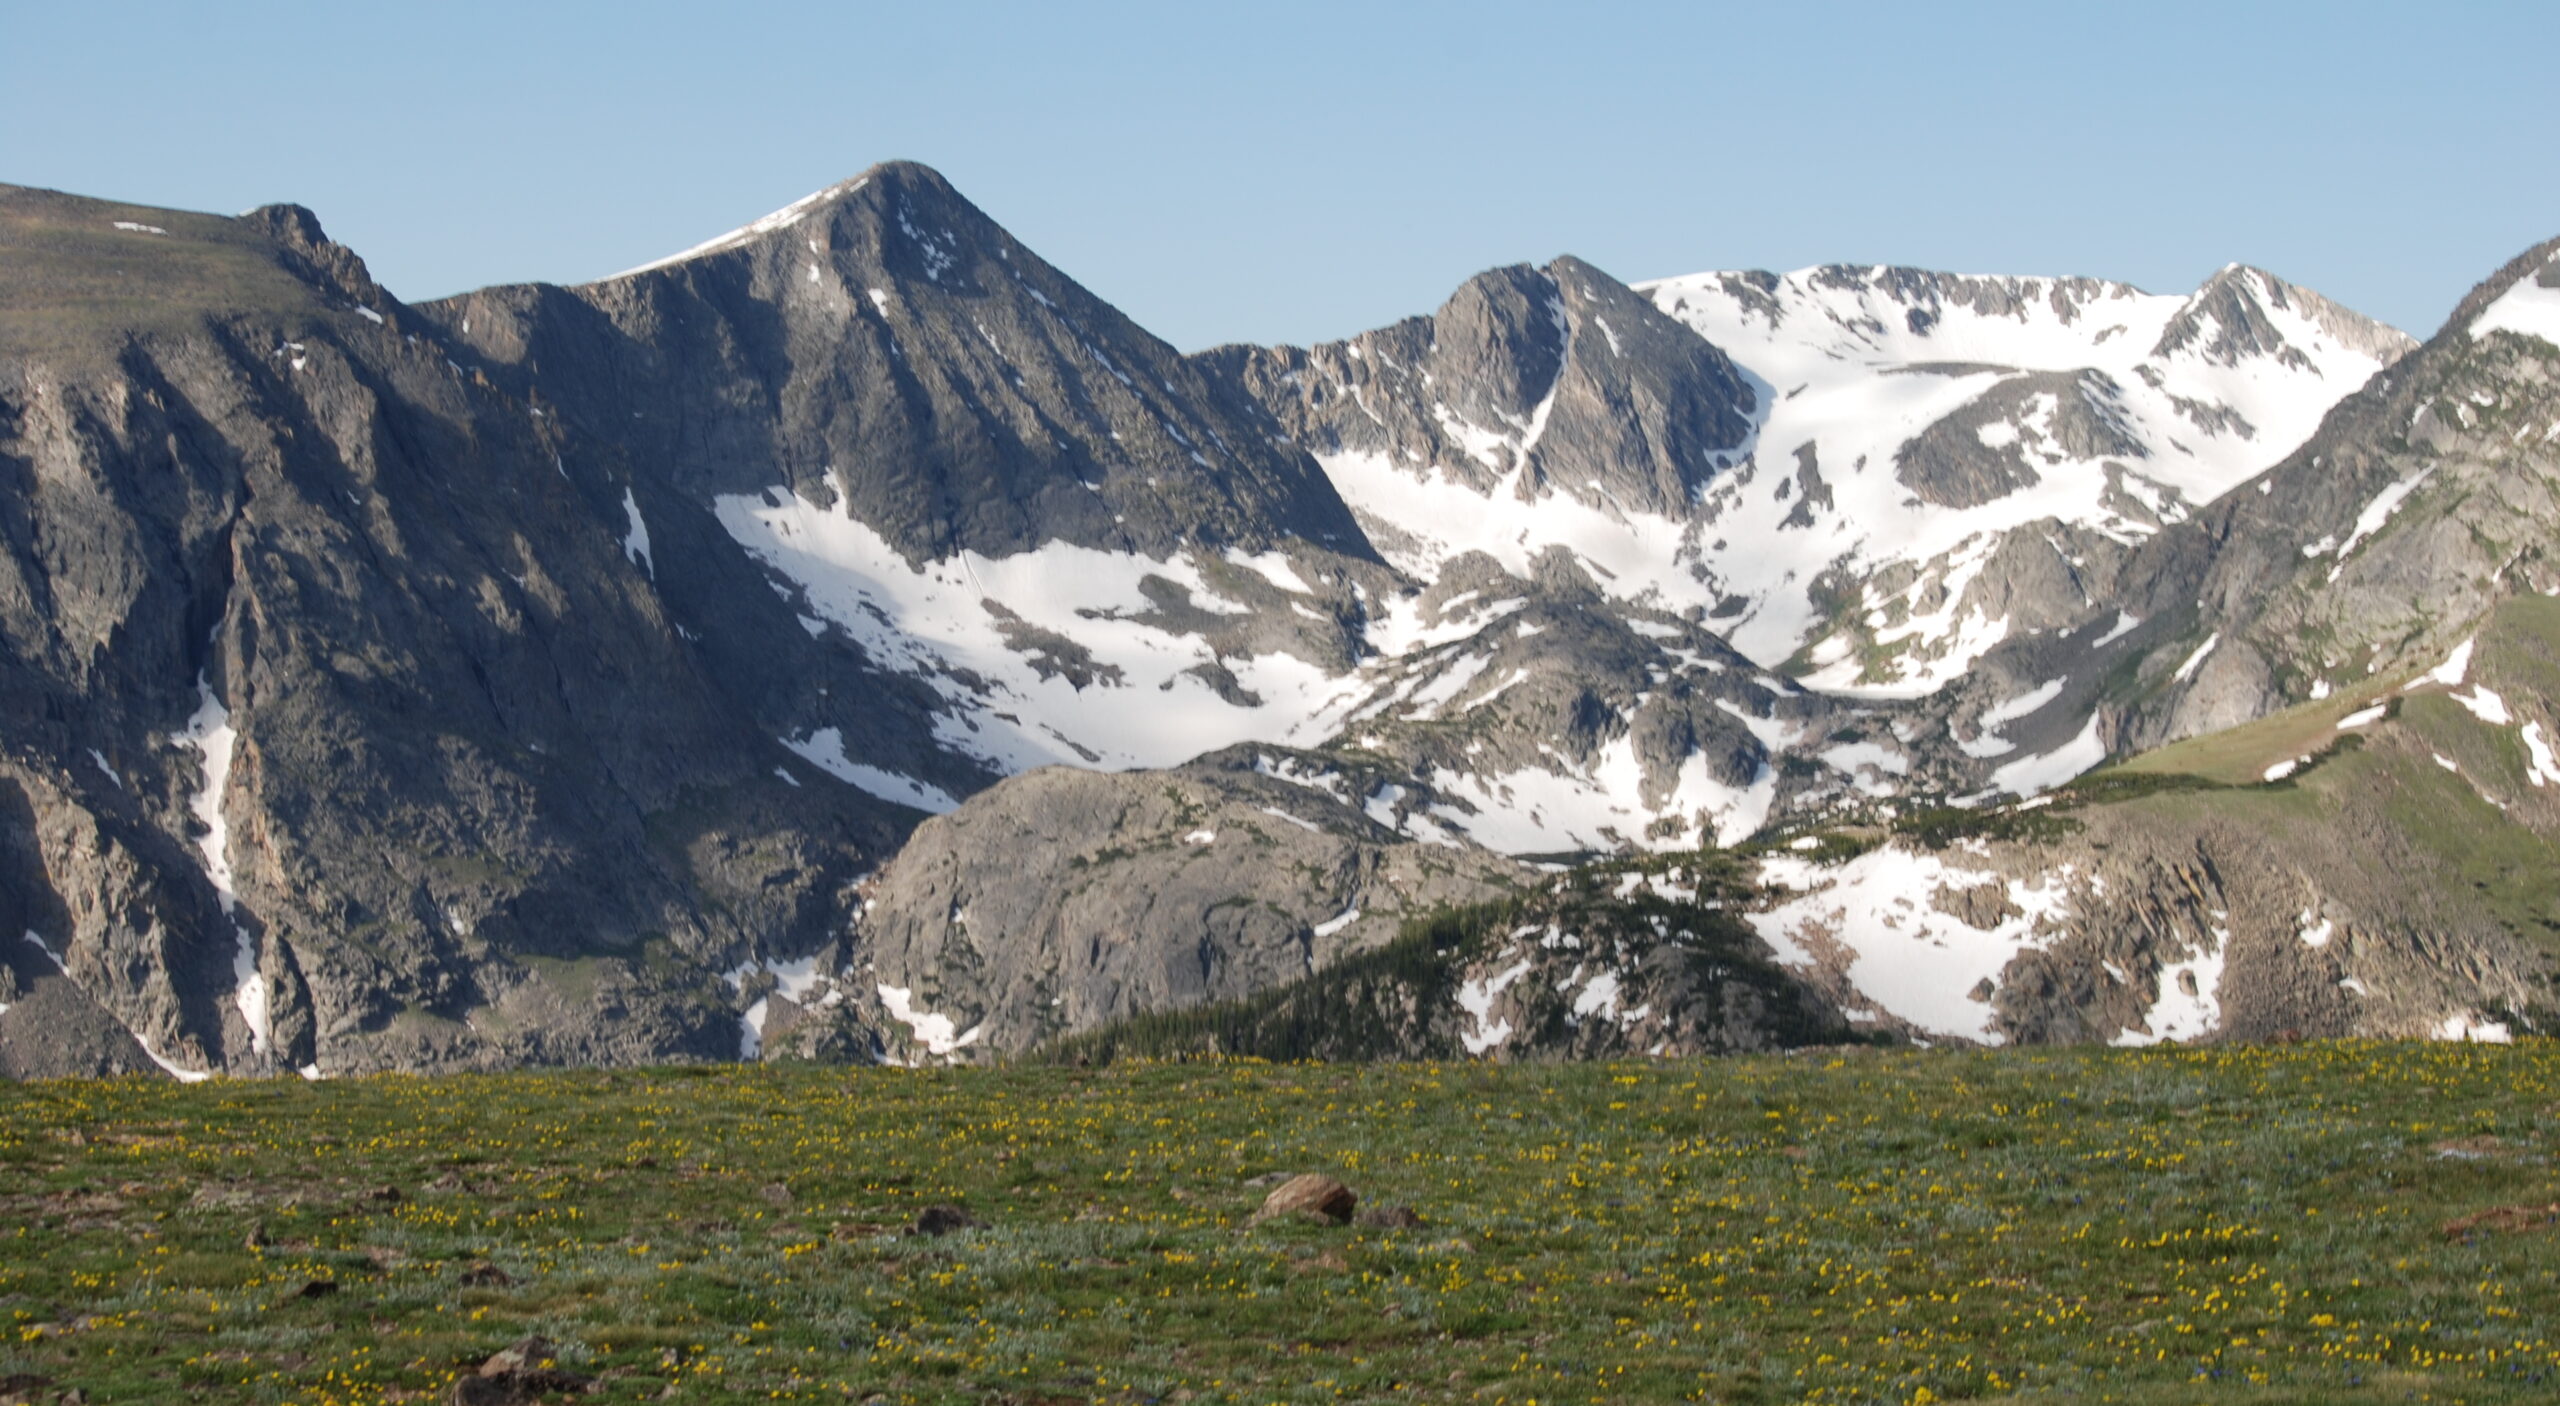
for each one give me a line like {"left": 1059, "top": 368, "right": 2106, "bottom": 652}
{"left": 5, "top": 1047, "right": 2560, "bottom": 1403}
{"left": 0, "top": 185, "right": 329, "bottom": 363}
{"left": 2082, "top": 595, "right": 2560, "bottom": 969}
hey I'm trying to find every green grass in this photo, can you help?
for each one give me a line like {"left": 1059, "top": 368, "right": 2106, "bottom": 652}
{"left": 2110, "top": 675, "right": 2408, "bottom": 786}
{"left": 7, "top": 1045, "right": 2560, "bottom": 1402}
{"left": 0, "top": 184, "right": 331, "bottom": 364}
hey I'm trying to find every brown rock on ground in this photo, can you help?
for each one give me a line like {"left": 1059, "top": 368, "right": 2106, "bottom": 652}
{"left": 449, "top": 1336, "right": 595, "bottom": 1405}
{"left": 1250, "top": 1173, "right": 1357, "bottom": 1225}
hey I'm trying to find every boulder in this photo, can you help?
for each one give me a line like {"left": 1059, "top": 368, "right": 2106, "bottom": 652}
{"left": 1250, "top": 1173, "right": 1356, "bottom": 1226}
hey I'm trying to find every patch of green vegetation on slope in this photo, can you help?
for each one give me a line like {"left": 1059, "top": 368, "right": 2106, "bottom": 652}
{"left": 1966, "top": 591, "right": 2560, "bottom": 1009}
{"left": 0, "top": 185, "right": 332, "bottom": 361}
{"left": 5, "top": 1047, "right": 2560, "bottom": 1402}
{"left": 2113, "top": 672, "right": 2411, "bottom": 784}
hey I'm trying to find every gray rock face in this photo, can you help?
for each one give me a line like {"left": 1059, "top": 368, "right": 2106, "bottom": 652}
{"left": 1198, "top": 255, "right": 1757, "bottom": 517}
{"left": 430, "top": 162, "right": 1367, "bottom": 566}
{"left": 1044, "top": 855, "right": 1855, "bottom": 1064}
{"left": 832, "top": 757, "right": 1530, "bottom": 1058}
{"left": 1894, "top": 369, "right": 2147, "bottom": 509}
{"left": 0, "top": 182, "right": 911, "bottom": 1077}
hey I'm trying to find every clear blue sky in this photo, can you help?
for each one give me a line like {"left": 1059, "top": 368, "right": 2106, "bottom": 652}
{"left": 7, "top": 1, "right": 2554, "bottom": 349}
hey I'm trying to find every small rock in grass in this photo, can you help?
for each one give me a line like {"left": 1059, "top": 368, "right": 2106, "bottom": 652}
{"left": 1251, "top": 1173, "right": 1356, "bottom": 1226}
{"left": 459, "top": 1261, "right": 514, "bottom": 1288}
{"left": 907, "top": 1204, "right": 985, "bottom": 1237}
{"left": 1355, "top": 1204, "right": 1425, "bottom": 1230}
{"left": 452, "top": 1336, "right": 596, "bottom": 1405}
{"left": 451, "top": 1374, "right": 588, "bottom": 1406}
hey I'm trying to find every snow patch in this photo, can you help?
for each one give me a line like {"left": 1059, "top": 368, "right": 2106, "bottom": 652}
{"left": 2425, "top": 638, "right": 2476, "bottom": 688}
{"left": 2436, "top": 1013, "right": 2514, "bottom": 1043}
{"left": 619, "top": 487, "right": 654, "bottom": 577}
{"left": 780, "top": 728, "right": 959, "bottom": 813}
{"left": 2451, "top": 685, "right": 2512, "bottom": 726}
{"left": 2326, "top": 469, "right": 2434, "bottom": 579}
{"left": 720, "top": 485, "right": 1362, "bottom": 774}
{"left": 1988, "top": 715, "right": 2105, "bottom": 796}
{"left": 1980, "top": 678, "right": 2066, "bottom": 728}
{"left": 609, "top": 177, "right": 869, "bottom": 277}
{"left": 1257, "top": 805, "right": 1322, "bottom": 833}
{"left": 2468, "top": 260, "right": 2560, "bottom": 349}
{"left": 2523, "top": 721, "right": 2560, "bottom": 788}
{"left": 878, "top": 984, "right": 984, "bottom": 1057}
{"left": 175, "top": 677, "right": 269, "bottom": 1057}
{"left": 1457, "top": 957, "right": 1535, "bottom": 1054}
{"left": 1571, "top": 970, "right": 1623, "bottom": 1020}
{"left": 2113, "top": 924, "right": 2227, "bottom": 1046}
{"left": 1748, "top": 849, "right": 2078, "bottom": 1042}
{"left": 2090, "top": 612, "right": 2142, "bottom": 647}
{"left": 2170, "top": 633, "right": 2220, "bottom": 685}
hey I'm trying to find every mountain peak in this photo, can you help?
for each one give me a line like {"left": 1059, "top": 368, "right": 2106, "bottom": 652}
{"left": 602, "top": 159, "right": 972, "bottom": 280}
{"left": 2150, "top": 263, "right": 2413, "bottom": 369}
{"left": 2448, "top": 234, "right": 2560, "bottom": 345}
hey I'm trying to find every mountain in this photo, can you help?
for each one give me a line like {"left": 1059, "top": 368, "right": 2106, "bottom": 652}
{"left": 1910, "top": 233, "right": 2560, "bottom": 783}
{"left": 2123, "top": 236, "right": 2560, "bottom": 744}
{"left": 2, "top": 158, "right": 2509, "bottom": 1078}
{"left": 1693, "top": 245, "right": 2560, "bottom": 1051}
{"left": 1634, "top": 262, "right": 2409, "bottom": 692}
{"left": 0, "top": 183, "right": 911, "bottom": 1078}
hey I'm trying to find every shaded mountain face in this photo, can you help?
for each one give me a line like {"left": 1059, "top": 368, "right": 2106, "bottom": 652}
{"left": 0, "top": 183, "right": 921, "bottom": 1079}
{"left": 432, "top": 164, "right": 1369, "bottom": 566}
{"left": 0, "top": 158, "right": 2490, "bottom": 1076}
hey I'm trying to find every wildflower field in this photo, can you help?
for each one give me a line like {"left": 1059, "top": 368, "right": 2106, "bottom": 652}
{"left": 4, "top": 1043, "right": 2559, "bottom": 1404}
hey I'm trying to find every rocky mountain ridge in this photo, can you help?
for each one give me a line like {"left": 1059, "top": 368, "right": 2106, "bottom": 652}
{"left": 1, "top": 160, "right": 2542, "bottom": 1077}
